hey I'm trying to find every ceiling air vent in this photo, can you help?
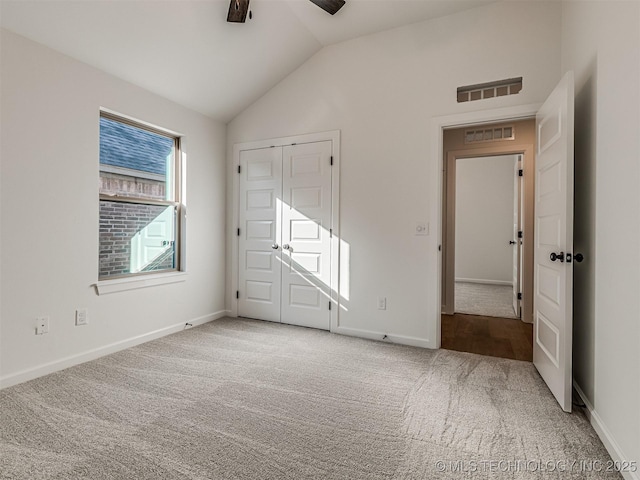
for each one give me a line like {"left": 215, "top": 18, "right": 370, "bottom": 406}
{"left": 464, "top": 125, "right": 515, "bottom": 144}
{"left": 457, "top": 77, "right": 522, "bottom": 103}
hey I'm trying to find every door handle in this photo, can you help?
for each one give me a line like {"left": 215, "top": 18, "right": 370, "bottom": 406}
{"left": 271, "top": 243, "right": 279, "bottom": 250}
{"left": 509, "top": 240, "right": 516, "bottom": 245}
{"left": 574, "top": 253, "right": 584, "bottom": 263}
{"left": 282, "top": 244, "right": 290, "bottom": 250}
{"left": 550, "top": 252, "right": 565, "bottom": 262}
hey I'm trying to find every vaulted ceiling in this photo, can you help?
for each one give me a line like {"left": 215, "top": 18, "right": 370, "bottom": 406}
{"left": 0, "top": 0, "right": 495, "bottom": 122}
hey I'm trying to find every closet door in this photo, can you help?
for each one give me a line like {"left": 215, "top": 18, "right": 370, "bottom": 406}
{"left": 281, "top": 142, "right": 332, "bottom": 330}
{"left": 238, "top": 147, "right": 283, "bottom": 323}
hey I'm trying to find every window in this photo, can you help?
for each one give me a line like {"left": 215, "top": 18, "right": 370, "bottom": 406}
{"left": 99, "top": 112, "right": 182, "bottom": 279}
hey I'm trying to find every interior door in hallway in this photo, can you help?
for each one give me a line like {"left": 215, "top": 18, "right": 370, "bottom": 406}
{"left": 533, "top": 71, "right": 574, "bottom": 412}
{"left": 512, "top": 155, "right": 522, "bottom": 318}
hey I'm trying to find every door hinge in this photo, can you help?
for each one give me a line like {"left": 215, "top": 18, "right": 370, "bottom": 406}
{"left": 518, "top": 231, "right": 523, "bottom": 239}
{"left": 517, "top": 292, "right": 522, "bottom": 300}
{"left": 236, "top": 291, "right": 239, "bottom": 299}
{"left": 518, "top": 169, "right": 523, "bottom": 177}
{"left": 330, "top": 156, "right": 334, "bottom": 166}
{"left": 237, "top": 228, "right": 240, "bottom": 236}
{"left": 237, "top": 165, "right": 241, "bottom": 174}
{"left": 329, "top": 302, "right": 332, "bottom": 311}
{"left": 329, "top": 228, "right": 333, "bottom": 238}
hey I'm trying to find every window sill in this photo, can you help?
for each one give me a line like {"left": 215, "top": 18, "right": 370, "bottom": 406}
{"left": 94, "top": 271, "right": 187, "bottom": 296}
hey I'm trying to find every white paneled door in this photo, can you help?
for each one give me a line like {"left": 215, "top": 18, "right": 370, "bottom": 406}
{"left": 533, "top": 71, "right": 574, "bottom": 412}
{"left": 238, "top": 147, "right": 282, "bottom": 323}
{"left": 281, "top": 143, "right": 333, "bottom": 329}
{"left": 238, "top": 141, "right": 333, "bottom": 330}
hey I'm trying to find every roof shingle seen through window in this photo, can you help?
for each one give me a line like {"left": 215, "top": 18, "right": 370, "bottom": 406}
{"left": 99, "top": 117, "right": 173, "bottom": 176}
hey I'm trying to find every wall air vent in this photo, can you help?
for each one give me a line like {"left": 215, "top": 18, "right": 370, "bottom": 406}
{"left": 457, "top": 77, "right": 523, "bottom": 103}
{"left": 464, "top": 125, "right": 515, "bottom": 144}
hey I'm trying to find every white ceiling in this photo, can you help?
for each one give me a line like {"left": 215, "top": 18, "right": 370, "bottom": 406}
{"left": 0, "top": 0, "right": 495, "bottom": 122}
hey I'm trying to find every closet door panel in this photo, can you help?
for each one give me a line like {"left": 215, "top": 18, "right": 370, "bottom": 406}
{"left": 281, "top": 141, "right": 332, "bottom": 330}
{"left": 238, "top": 147, "right": 283, "bottom": 323}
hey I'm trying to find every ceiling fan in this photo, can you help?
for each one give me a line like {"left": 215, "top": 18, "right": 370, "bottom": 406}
{"left": 227, "top": 0, "right": 346, "bottom": 23}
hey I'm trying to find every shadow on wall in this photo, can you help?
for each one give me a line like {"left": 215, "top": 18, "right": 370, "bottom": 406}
{"left": 572, "top": 57, "right": 597, "bottom": 403}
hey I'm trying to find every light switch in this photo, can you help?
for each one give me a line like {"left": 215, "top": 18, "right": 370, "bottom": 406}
{"left": 415, "top": 222, "right": 429, "bottom": 236}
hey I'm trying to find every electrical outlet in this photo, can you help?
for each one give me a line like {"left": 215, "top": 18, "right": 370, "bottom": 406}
{"left": 377, "top": 297, "right": 387, "bottom": 310}
{"left": 75, "top": 308, "right": 88, "bottom": 326}
{"left": 36, "top": 316, "right": 49, "bottom": 335}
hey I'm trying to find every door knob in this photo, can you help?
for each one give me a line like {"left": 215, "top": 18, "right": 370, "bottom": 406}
{"left": 550, "top": 252, "right": 565, "bottom": 262}
{"left": 282, "top": 244, "right": 290, "bottom": 250}
{"left": 509, "top": 240, "right": 516, "bottom": 245}
{"left": 271, "top": 243, "right": 279, "bottom": 250}
{"left": 574, "top": 253, "right": 584, "bottom": 263}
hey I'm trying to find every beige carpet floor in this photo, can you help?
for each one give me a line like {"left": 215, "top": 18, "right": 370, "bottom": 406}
{"left": 0, "top": 317, "right": 619, "bottom": 479}
{"left": 455, "top": 282, "right": 519, "bottom": 319}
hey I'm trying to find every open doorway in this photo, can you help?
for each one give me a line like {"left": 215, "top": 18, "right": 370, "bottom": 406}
{"left": 441, "top": 119, "right": 535, "bottom": 361}
{"left": 454, "top": 154, "right": 521, "bottom": 319}
{"left": 435, "top": 74, "right": 574, "bottom": 410}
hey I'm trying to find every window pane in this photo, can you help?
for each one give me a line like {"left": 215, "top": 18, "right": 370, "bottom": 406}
{"left": 99, "top": 200, "right": 176, "bottom": 278}
{"left": 99, "top": 117, "right": 174, "bottom": 201}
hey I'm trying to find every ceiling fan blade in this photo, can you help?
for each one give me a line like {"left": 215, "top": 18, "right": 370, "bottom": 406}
{"left": 227, "top": 0, "right": 250, "bottom": 23}
{"left": 309, "top": 0, "right": 345, "bottom": 15}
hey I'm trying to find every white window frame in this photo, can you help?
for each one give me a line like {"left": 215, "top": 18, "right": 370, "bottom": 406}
{"left": 94, "top": 110, "right": 187, "bottom": 295}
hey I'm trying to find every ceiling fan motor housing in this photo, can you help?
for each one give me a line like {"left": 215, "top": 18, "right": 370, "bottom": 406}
{"left": 227, "top": 0, "right": 345, "bottom": 23}
{"left": 227, "top": 0, "right": 250, "bottom": 23}
{"left": 310, "top": 0, "right": 346, "bottom": 15}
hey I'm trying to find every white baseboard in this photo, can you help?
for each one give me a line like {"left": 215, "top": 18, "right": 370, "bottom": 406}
{"left": 573, "top": 381, "right": 639, "bottom": 480}
{"left": 0, "top": 310, "right": 228, "bottom": 390}
{"left": 456, "top": 278, "right": 513, "bottom": 286}
{"left": 333, "top": 326, "right": 434, "bottom": 349}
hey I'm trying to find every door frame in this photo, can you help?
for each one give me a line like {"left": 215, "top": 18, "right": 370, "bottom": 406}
{"left": 230, "top": 130, "right": 341, "bottom": 330}
{"left": 430, "top": 104, "right": 541, "bottom": 348}
{"left": 442, "top": 145, "right": 533, "bottom": 321}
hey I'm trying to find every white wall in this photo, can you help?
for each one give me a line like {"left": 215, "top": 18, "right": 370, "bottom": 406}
{"left": 455, "top": 155, "right": 516, "bottom": 284}
{"left": 227, "top": 1, "right": 561, "bottom": 345}
{"left": 0, "top": 30, "right": 227, "bottom": 386}
{"left": 561, "top": 1, "right": 640, "bottom": 474}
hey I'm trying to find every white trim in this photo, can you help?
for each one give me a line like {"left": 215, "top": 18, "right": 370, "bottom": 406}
{"left": 0, "top": 310, "right": 227, "bottom": 390}
{"left": 231, "top": 130, "right": 341, "bottom": 328}
{"left": 99, "top": 106, "right": 184, "bottom": 137}
{"left": 455, "top": 277, "right": 513, "bottom": 286}
{"left": 233, "top": 130, "right": 340, "bottom": 152}
{"left": 94, "top": 271, "right": 187, "bottom": 295}
{"left": 430, "top": 104, "right": 542, "bottom": 350}
{"left": 329, "top": 134, "right": 341, "bottom": 331}
{"left": 333, "top": 326, "right": 431, "bottom": 349}
{"left": 573, "top": 381, "right": 639, "bottom": 480}
{"left": 179, "top": 137, "right": 188, "bottom": 271}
